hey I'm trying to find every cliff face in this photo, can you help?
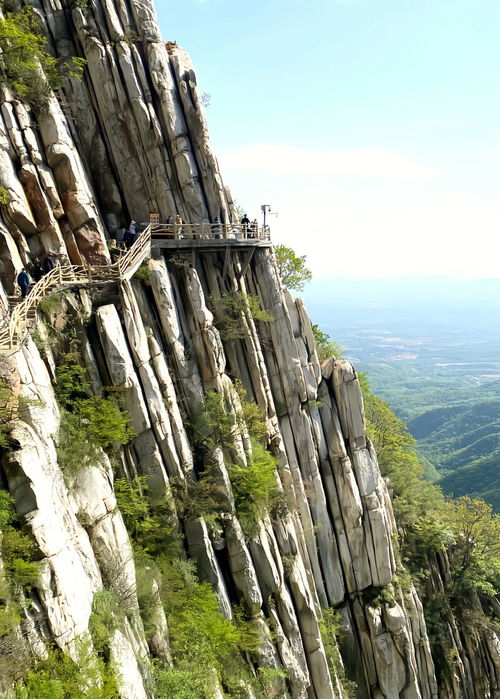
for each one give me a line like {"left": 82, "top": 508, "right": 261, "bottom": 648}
{"left": 0, "top": 2, "right": 498, "bottom": 698}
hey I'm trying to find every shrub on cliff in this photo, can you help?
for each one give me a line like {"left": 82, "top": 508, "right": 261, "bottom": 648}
{"left": 14, "top": 640, "right": 118, "bottom": 698}
{"left": 210, "top": 292, "right": 274, "bottom": 342}
{"left": 229, "top": 442, "right": 280, "bottom": 536}
{"left": 275, "top": 244, "right": 312, "bottom": 292}
{"left": 0, "top": 490, "right": 40, "bottom": 591}
{"left": 0, "top": 7, "right": 85, "bottom": 108}
{"left": 54, "top": 355, "right": 134, "bottom": 476}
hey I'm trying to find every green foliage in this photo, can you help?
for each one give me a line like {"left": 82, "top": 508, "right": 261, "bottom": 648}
{"left": 14, "top": 639, "right": 119, "bottom": 698}
{"left": 229, "top": 442, "right": 280, "bottom": 537}
{"left": 54, "top": 356, "right": 134, "bottom": 476}
{"left": 89, "top": 589, "right": 126, "bottom": 653}
{"left": 191, "top": 386, "right": 267, "bottom": 454}
{"left": 134, "top": 263, "right": 151, "bottom": 284}
{"left": 1, "top": 529, "right": 40, "bottom": 589}
{"left": 0, "top": 600, "right": 20, "bottom": 636}
{"left": 54, "top": 354, "right": 90, "bottom": 406}
{"left": 363, "top": 385, "right": 448, "bottom": 567}
{"left": 0, "top": 185, "right": 11, "bottom": 204}
{"left": 114, "top": 477, "right": 178, "bottom": 559}
{"left": 445, "top": 496, "right": 500, "bottom": 597}
{"left": 0, "top": 489, "right": 40, "bottom": 591}
{"left": 191, "top": 391, "right": 237, "bottom": 451}
{"left": 361, "top": 584, "right": 396, "bottom": 608}
{"left": 172, "top": 470, "right": 227, "bottom": 523}
{"left": 79, "top": 397, "right": 134, "bottom": 450}
{"left": 115, "top": 478, "right": 264, "bottom": 695}
{"left": 319, "top": 608, "right": 357, "bottom": 698}
{"left": 0, "top": 383, "right": 41, "bottom": 448}
{"left": 363, "top": 377, "right": 500, "bottom": 680}
{"left": 274, "top": 244, "right": 312, "bottom": 292}
{"left": 256, "top": 667, "right": 288, "bottom": 697}
{"left": 160, "top": 559, "right": 258, "bottom": 687}
{"left": 311, "top": 324, "right": 344, "bottom": 362}
{"left": 152, "top": 661, "right": 210, "bottom": 699}
{"left": 210, "top": 291, "right": 274, "bottom": 341}
{"left": 439, "top": 459, "right": 500, "bottom": 513}
{"left": 38, "top": 293, "right": 64, "bottom": 320}
{"left": 235, "top": 380, "right": 268, "bottom": 442}
{"left": 0, "top": 488, "right": 15, "bottom": 529}
{"left": 0, "top": 8, "right": 85, "bottom": 108}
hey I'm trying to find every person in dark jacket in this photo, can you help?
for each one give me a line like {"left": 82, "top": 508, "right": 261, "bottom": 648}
{"left": 43, "top": 255, "right": 55, "bottom": 275}
{"left": 123, "top": 229, "right": 134, "bottom": 249}
{"left": 17, "top": 269, "right": 30, "bottom": 298}
{"left": 240, "top": 214, "right": 250, "bottom": 238}
{"left": 32, "top": 260, "right": 43, "bottom": 283}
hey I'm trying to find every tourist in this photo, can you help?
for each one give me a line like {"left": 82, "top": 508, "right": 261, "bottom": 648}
{"left": 17, "top": 269, "right": 30, "bottom": 298}
{"left": 32, "top": 260, "right": 44, "bottom": 283}
{"left": 212, "top": 216, "right": 222, "bottom": 239}
{"left": 123, "top": 228, "right": 134, "bottom": 249}
{"left": 175, "top": 214, "right": 183, "bottom": 238}
{"left": 43, "top": 254, "right": 55, "bottom": 275}
{"left": 248, "top": 218, "right": 258, "bottom": 239}
{"left": 240, "top": 214, "right": 250, "bottom": 238}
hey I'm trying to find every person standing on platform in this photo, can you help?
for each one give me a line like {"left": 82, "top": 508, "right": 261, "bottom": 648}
{"left": 175, "top": 214, "right": 183, "bottom": 238}
{"left": 240, "top": 214, "right": 250, "bottom": 238}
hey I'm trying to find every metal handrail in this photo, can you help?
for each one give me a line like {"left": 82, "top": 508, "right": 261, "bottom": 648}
{"left": 0, "top": 226, "right": 152, "bottom": 354}
{"left": 150, "top": 222, "right": 271, "bottom": 241}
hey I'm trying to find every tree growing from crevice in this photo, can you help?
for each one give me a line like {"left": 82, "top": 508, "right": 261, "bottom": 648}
{"left": 275, "top": 244, "right": 312, "bottom": 291}
{"left": 0, "top": 7, "right": 85, "bottom": 108}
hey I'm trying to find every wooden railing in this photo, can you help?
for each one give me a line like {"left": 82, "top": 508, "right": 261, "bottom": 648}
{"left": 150, "top": 222, "right": 271, "bottom": 241}
{"left": 0, "top": 219, "right": 270, "bottom": 354}
{"left": 0, "top": 227, "right": 152, "bottom": 355}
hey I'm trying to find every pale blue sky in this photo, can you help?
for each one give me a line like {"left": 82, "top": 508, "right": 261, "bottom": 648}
{"left": 157, "top": 1, "right": 500, "bottom": 278}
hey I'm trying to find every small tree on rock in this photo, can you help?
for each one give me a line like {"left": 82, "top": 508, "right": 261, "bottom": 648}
{"left": 275, "top": 245, "right": 312, "bottom": 292}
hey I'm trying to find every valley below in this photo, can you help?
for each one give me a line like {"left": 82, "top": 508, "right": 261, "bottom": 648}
{"left": 305, "top": 276, "right": 500, "bottom": 509}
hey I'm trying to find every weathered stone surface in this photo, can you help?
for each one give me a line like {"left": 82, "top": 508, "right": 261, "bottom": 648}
{"left": 225, "top": 515, "right": 263, "bottom": 609}
{"left": 0, "top": 2, "right": 497, "bottom": 697}
{"left": 185, "top": 518, "right": 232, "bottom": 620}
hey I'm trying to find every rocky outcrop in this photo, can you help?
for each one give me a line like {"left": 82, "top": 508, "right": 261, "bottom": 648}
{"left": 0, "top": 1, "right": 498, "bottom": 698}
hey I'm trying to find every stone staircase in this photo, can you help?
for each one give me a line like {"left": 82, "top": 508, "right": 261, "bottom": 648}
{"left": 0, "top": 226, "right": 152, "bottom": 356}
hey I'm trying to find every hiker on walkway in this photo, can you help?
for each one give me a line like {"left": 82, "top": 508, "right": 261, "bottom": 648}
{"left": 17, "top": 269, "right": 30, "bottom": 298}
{"left": 123, "top": 228, "right": 134, "bottom": 249}
{"left": 43, "top": 254, "right": 55, "bottom": 275}
{"left": 32, "top": 260, "right": 43, "bottom": 283}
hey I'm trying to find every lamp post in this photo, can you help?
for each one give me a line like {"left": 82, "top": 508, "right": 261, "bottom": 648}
{"left": 261, "top": 204, "right": 270, "bottom": 228}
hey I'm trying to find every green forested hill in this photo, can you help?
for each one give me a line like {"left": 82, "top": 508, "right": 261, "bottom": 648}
{"left": 438, "top": 457, "right": 500, "bottom": 511}
{"left": 304, "top": 276, "right": 500, "bottom": 513}
{"left": 407, "top": 400, "right": 500, "bottom": 511}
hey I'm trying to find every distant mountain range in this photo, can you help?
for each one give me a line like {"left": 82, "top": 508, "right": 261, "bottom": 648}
{"left": 304, "top": 276, "right": 500, "bottom": 511}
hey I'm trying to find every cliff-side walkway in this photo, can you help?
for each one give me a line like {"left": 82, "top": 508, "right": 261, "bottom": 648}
{"left": 0, "top": 222, "right": 272, "bottom": 355}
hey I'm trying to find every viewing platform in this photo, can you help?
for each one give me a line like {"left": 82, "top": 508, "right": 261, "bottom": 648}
{"left": 150, "top": 222, "right": 271, "bottom": 247}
